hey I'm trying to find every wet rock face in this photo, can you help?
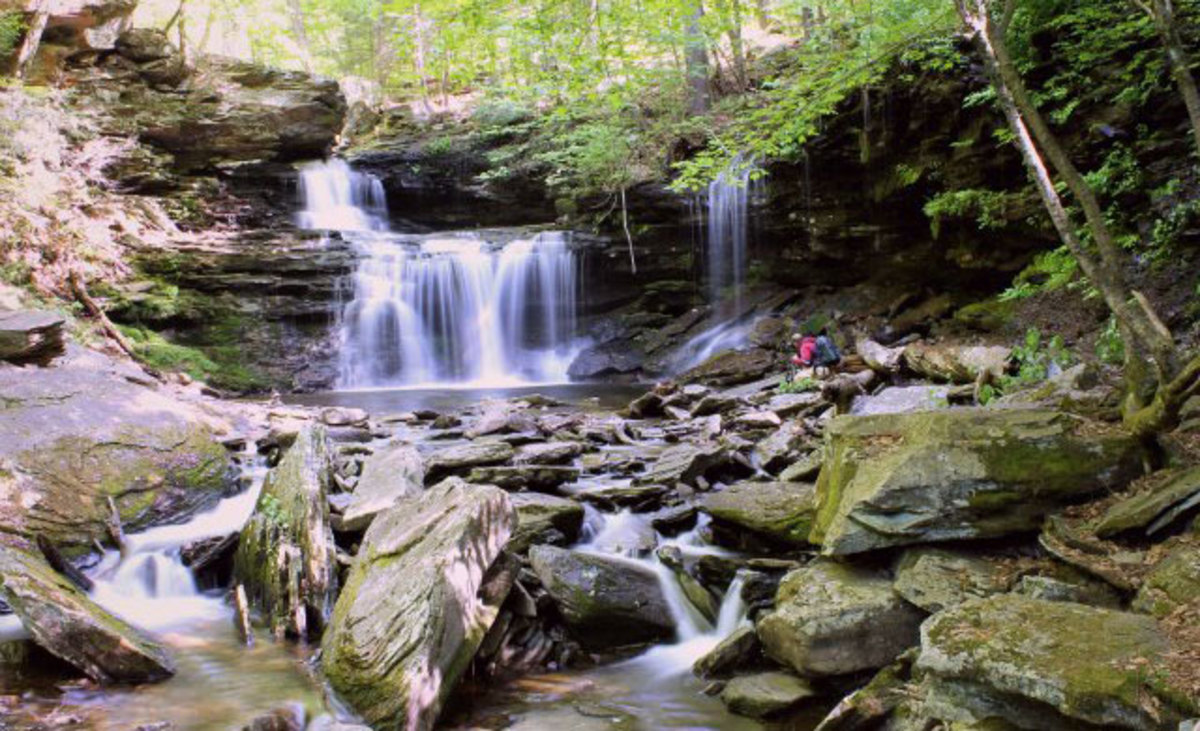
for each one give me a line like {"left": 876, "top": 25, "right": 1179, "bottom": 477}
{"left": 0, "top": 345, "right": 233, "bottom": 555}
{"left": 233, "top": 425, "right": 338, "bottom": 639}
{"left": 0, "top": 545, "right": 174, "bottom": 684}
{"left": 322, "top": 479, "right": 516, "bottom": 730}
{"left": 506, "top": 493, "right": 585, "bottom": 555}
{"left": 811, "top": 409, "right": 1145, "bottom": 555}
{"left": 756, "top": 559, "right": 925, "bottom": 678}
{"left": 529, "top": 545, "right": 675, "bottom": 650}
{"left": 916, "top": 595, "right": 1197, "bottom": 730}
{"left": 340, "top": 440, "right": 423, "bottom": 532}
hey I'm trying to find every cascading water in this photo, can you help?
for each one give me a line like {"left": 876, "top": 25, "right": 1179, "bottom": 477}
{"left": 296, "top": 160, "right": 583, "bottom": 389}
{"left": 703, "top": 160, "right": 756, "bottom": 309}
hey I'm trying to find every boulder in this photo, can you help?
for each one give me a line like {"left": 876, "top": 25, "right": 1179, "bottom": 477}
{"left": 635, "top": 442, "right": 728, "bottom": 487}
{"left": 778, "top": 450, "right": 823, "bottom": 483}
{"left": 567, "top": 341, "right": 645, "bottom": 379}
{"left": 916, "top": 595, "right": 1197, "bottom": 730}
{"left": 733, "top": 411, "right": 782, "bottom": 430}
{"left": 0, "top": 310, "right": 66, "bottom": 365}
{"left": 1132, "top": 545, "right": 1200, "bottom": 618}
{"left": 506, "top": 493, "right": 585, "bottom": 554}
{"left": 678, "top": 348, "right": 778, "bottom": 387}
{"left": 856, "top": 339, "right": 905, "bottom": 374}
{"left": 902, "top": 342, "right": 1011, "bottom": 384}
{"left": 0, "top": 545, "right": 174, "bottom": 683}
{"left": 425, "top": 441, "right": 515, "bottom": 483}
{"left": 813, "top": 653, "right": 913, "bottom": 731}
{"left": 893, "top": 548, "right": 1010, "bottom": 613}
{"left": 1094, "top": 465, "right": 1200, "bottom": 538}
{"left": 811, "top": 409, "right": 1144, "bottom": 555}
{"left": 0, "top": 346, "right": 233, "bottom": 555}
{"left": 529, "top": 546, "right": 674, "bottom": 649}
{"left": 340, "top": 440, "right": 423, "bottom": 532}
{"left": 114, "top": 27, "right": 176, "bottom": 62}
{"left": 850, "top": 385, "right": 950, "bottom": 416}
{"left": 693, "top": 625, "right": 763, "bottom": 679}
{"left": 322, "top": 479, "right": 516, "bottom": 730}
{"left": 233, "top": 426, "right": 338, "bottom": 639}
{"left": 720, "top": 672, "right": 816, "bottom": 719}
{"left": 1015, "top": 573, "right": 1122, "bottom": 608}
{"left": 757, "top": 560, "right": 925, "bottom": 677}
{"left": 515, "top": 441, "right": 585, "bottom": 466}
{"left": 466, "top": 465, "right": 579, "bottom": 492}
{"left": 752, "top": 420, "right": 809, "bottom": 473}
{"left": 702, "top": 481, "right": 817, "bottom": 547}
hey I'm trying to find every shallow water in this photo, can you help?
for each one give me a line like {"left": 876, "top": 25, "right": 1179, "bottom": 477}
{"left": 286, "top": 382, "right": 647, "bottom": 414}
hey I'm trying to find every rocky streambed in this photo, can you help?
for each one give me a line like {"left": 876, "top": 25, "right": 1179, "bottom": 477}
{"left": 1, "top": 299, "right": 1199, "bottom": 730}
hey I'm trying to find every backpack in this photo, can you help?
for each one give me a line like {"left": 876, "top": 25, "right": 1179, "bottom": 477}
{"left": 814, "top": 335, "right": 841, "bottom": 366}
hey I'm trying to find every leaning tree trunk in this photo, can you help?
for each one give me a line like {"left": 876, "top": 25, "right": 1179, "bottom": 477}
{"left": 957, "top": 0, "right": 1200, "bottom": 436}
{"left": 1134, "top": 0, "right": 1200, "bottom": 154}
{"left": 684, "top": 0, "right": 711, "bottom": 115}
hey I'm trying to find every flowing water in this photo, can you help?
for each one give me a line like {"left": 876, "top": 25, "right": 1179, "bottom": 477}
{"left": 703, "top": 160, "right": 756, "bottom": 310}
{"left": 0, "top": 454, "right": 326, "bottom": 730}
{"left": 298, "top": 160, "right": 584, "bottom": 389}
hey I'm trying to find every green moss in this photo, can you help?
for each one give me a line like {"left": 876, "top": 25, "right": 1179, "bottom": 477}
{"left": 954, "top": 299, "right": 1017, "bottom": 333}
{"left": 118, "top": 325, "right": 269, "bottom": 393}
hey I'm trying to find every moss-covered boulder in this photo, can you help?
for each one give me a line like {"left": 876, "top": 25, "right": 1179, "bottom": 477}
{"left": 529, "top": 546, "right": 675, "bottom": 650}
{"left": 720, "top": 672, "right": 816, "bottom": 719}
{"left": 321, "top": 479, "right": 516, "bottom": 730}
{"left": 811, "top": 409, "right": 1144, "bottom": 555}
{"left": 1132, "top": 545, "right": 1200, "bottom": 618}
{"left": 893, "top": 548, "right": 1010, "bottom": 613}
{"left": 702, "top": 481, "right": 817, "bottom": 547}
{"left": 757, "top": 559, "right": 925, "bottom": 677}
{"left": 506, "top": 493, "right": 585, "bottom": 555}
{"left": 1095, "top": 465, "right": 1200, "bottom": 538}
{"left": 0, "top": 346, "right": 233, "bottom": 555}
{"left": 902, "top": 342, "right": 1011, "bottom": 384}
{"left": 916, "top": 595, "right": 1197, "bottom": 730}
{"left": 233, "top": 425, "right": 337, "bottom": 639}
{"left": 340, "top": 440, "right": 424, "bottom": 532}
{"left": 0, "top": 544, "right": 174, "bottom": 684}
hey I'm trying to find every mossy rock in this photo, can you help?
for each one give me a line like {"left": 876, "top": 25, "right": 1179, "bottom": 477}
{"left": 0, "top": 544, "right": 174, "bottom": 684}
{"left": 321, "top": 479, "right": 516, "bottom": 729}
{"left": 953, "top": 299, "right": 1017, "bottom": 333}
{"left": 720, "top": 672, "right": 816, "bottom": 719}
{"left": 916, "top": 595, "right": 1196, "bottom": 730}
{"left": 757, "top": 559, "right": 925, "bottom": 677}
{"left": 701, "top": 481, "right": 817, "bottom": 547}
{"left": 1132, "top": 545, "right": 1200, "bottom": 618}
{"left": 811, "top": 409, "right": 1144, "bottom": 555}
{"left": 233, "top": 425, "right": 338, "bottom": 639}
{"left": 0, "top": 346, "right": 234, "bottom": 555}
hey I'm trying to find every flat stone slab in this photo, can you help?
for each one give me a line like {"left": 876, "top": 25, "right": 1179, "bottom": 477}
{"left": 0, "top": 310, "right": 66, "bottom": 364}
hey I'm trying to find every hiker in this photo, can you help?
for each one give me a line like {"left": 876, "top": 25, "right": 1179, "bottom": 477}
{"left": 789, "top": 333, "right": 817, "bottom": 381}
{"left": 813, "top": 329, "right": 842, "bottom": 377}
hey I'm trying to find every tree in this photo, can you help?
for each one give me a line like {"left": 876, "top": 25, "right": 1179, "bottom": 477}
{"left": 1130, "top": 0, "right": 1200, "bottom": 154}
{"left": 956, "top": 0, "right": 1200, "bottom": 437}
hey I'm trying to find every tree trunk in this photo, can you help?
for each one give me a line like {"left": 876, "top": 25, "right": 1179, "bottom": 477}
{"left": 956, "top": 0, "right": 1189, "bottom": 434}
{"left": 15, "top": 0, "right": 50, "bottom": 80}
{"left": 1136, "top": 0, "right": 1200, "bottom": 154}
{"left": 726, "top": 0, "right": 748, "bottom": 90}
{"left": 684, "top": 0, "right": 711, "bottom": 115}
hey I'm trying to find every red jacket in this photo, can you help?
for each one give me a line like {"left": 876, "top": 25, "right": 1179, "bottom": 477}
{"left": 796, "top": 336, "right": 817, "bottom": 365}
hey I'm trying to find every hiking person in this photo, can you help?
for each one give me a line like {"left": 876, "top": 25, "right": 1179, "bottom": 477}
{"left": 790, "top": 333, "right": 817, "bottom": 380}
{"left": 813, "top": 329, "right": 842, "bottom": 378}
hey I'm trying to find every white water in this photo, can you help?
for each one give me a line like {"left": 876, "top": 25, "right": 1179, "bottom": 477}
{"left": 703, "top": 160, "right": 756, "bottom": 309}
{"left": 88, "top": 458, "right": 267, "bottom": 631}
{"left": 297, "top": 160, "right": 583, "bottom": 389}
{"left": 577, "top": 511, "right": 750, "bottom": 677}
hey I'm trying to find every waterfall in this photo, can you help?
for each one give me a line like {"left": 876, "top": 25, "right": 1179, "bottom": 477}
{"left": 296, "top": 160, "right": 582, "bottom": 389}
{"left": 703, "top": 160, "right": 756, "bottom": 309}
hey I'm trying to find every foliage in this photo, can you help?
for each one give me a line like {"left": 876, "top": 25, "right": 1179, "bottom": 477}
{"left": 0, "top": 11, "right": 23, "bottom": 64}
{"left": 778, "top": 376, "right": 818, "bottom": 394}
{"left": 978, "top": 327, "right": 1072, "bottom": 404}
{"left": 119, "top": 325, "right": 269, "bottom": 393}
{"left": 1096, "top": 316, "right": 1125, "bottom": 366}
{"left": 998, "top": 247, "right": 1079, "bottom": 301}
{"left": 923, "top": 188, "right": 1025, "bottom": 239}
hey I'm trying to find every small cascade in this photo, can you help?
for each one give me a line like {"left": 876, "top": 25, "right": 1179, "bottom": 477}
{"left": 576, "top": 511, "right": 751, "bottom": 677}
{"left": 89, "top": 457, "right": 267, "bottom": 631}
{"left": 296, "top": 160, "right": 583, "bottom": 389}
